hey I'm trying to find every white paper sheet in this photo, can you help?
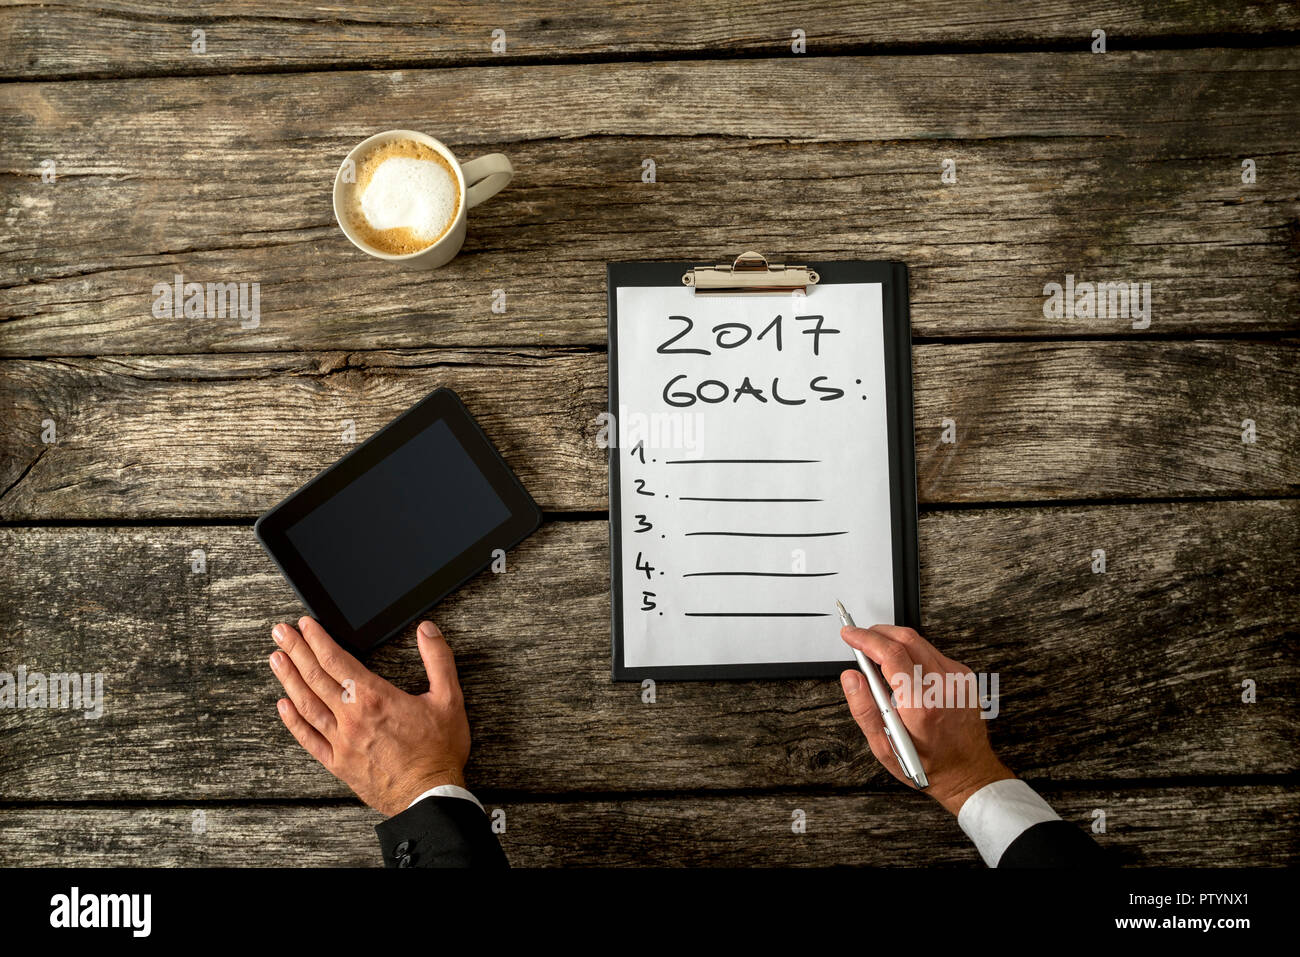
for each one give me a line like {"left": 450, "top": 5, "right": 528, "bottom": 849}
{"left": 613, "top": 281, "right": 896, "bottom": 669}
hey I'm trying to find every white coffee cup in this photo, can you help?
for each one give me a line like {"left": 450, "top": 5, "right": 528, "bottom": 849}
{"left": 333, "top": 130, "right": 513, "bottom": 268}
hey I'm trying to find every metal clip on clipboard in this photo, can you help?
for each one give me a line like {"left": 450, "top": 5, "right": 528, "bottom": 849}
{"left": 682, "top": 251, "right": 820, "bottom": 294}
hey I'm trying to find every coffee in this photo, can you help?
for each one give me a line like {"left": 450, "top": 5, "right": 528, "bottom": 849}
{"left": 344, "top": 139, "right": 460, "bottom": 256}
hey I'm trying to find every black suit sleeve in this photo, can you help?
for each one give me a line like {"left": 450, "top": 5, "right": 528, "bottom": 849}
{"left": 996, "top": 820, "right": 1111, "bottom": 868}
{"left": 374, "top": 796, "right": 509, "bottom": 869}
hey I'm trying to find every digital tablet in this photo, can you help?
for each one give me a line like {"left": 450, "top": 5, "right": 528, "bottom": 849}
{"left": 254, "top": 388, "right": 542, "bottom": 655}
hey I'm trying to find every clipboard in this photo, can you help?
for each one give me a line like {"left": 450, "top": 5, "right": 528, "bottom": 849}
{"left": 607, "top": 253, "right": 920, "bottom": 681}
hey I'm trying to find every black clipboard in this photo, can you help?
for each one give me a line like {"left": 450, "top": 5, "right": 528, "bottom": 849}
{"left": 606, "top": 255, "right": 920, "bottom": 681}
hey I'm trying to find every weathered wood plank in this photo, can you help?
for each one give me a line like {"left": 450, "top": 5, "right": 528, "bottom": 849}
{"left": 0, "top": 785, "right": 1293, "bottom": 866}
{"left": 0, "top": 349, "right": 608, "bottom": 518}
{"left": 4, "top": 1, "right": 1298, "bottom": 80}
{"left": 2, "top": 51, "right": 1297, "bottom": 355}
{"left": 0, "top": 500, "right": 1294, "bottom": 800}
{"left": 1, "top": 342, "right": 1295, "bottom": 519}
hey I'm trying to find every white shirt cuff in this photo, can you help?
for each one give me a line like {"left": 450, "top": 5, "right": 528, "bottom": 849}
{"left": 406, "top": 784, "right": 484, "bottom": 815}
{"left": 957, "top": 778, "right": 1061, "bottom": 867}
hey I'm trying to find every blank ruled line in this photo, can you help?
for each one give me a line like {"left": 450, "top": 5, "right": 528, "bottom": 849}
{"left": 684, "top": 531, "right": 847, "bottom": 537}
{"left": 679, "top": 496, "right": 823, "bottom": 502}
{"left": 682, "top": 571, "right": 838, "bottom": 578}
{"left": 684, "top": 612, "right": 831, "bottom": 618}
{"left": 665, "top": 459, "right": 820, "bottom": 464}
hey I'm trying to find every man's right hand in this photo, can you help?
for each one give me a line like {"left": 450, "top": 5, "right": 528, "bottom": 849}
{"left": 839, "top": 624, "right": 1014, "bottom": 815}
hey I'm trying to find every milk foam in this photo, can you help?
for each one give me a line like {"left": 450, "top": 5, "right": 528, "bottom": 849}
{"left": 360, "top": 156, "right": 458, "bottom": 240}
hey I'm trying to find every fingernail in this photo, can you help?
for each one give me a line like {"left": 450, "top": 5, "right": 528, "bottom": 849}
{"left": 841, "top": 670, "right": 862, "bottom": 694}
{"left": 272, "top": 625, "right": 286, "bottom": 646}
{"left": 277, "top": 699, "right": 288, "bottom": 715}
{"left": 418, "top": 621, "right": 441, "bottom": 639}
{"left": 270, "top": 652, "right": 282, "bottom": 672}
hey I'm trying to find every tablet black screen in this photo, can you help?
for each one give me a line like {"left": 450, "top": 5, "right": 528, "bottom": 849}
{"left": 284, "top": 418, "right": 511, "bottom": 629}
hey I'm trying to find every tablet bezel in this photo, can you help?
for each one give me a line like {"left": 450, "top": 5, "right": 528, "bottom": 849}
{"left": 254, "top": 387, "right": 542, "bottom": 655}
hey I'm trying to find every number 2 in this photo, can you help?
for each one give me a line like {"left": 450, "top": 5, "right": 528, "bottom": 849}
{"left": 657, "top": 315, "right": 710, "bottom": 355}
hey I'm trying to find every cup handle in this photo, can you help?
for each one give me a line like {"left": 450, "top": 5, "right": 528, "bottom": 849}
{"left": 461, "top": 153, "right": 513, "bottom": 209}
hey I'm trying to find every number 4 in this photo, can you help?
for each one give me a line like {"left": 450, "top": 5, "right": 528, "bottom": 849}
{"left": 635, "top": 552, "right": 656, "bottom": 579}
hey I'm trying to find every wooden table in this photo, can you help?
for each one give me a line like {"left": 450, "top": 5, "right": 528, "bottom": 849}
{"left": 1, "top": 2, "right": 1297, "bottom": 867}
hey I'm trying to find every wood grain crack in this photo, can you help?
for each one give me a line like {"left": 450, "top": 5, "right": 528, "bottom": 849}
{"left": 0, "top": 446, "right": 47, "bottom": 506}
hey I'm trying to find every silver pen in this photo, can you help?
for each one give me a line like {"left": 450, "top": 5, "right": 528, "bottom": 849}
{"left": 835, "top": 599, "right": 929, "bottom": 789}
